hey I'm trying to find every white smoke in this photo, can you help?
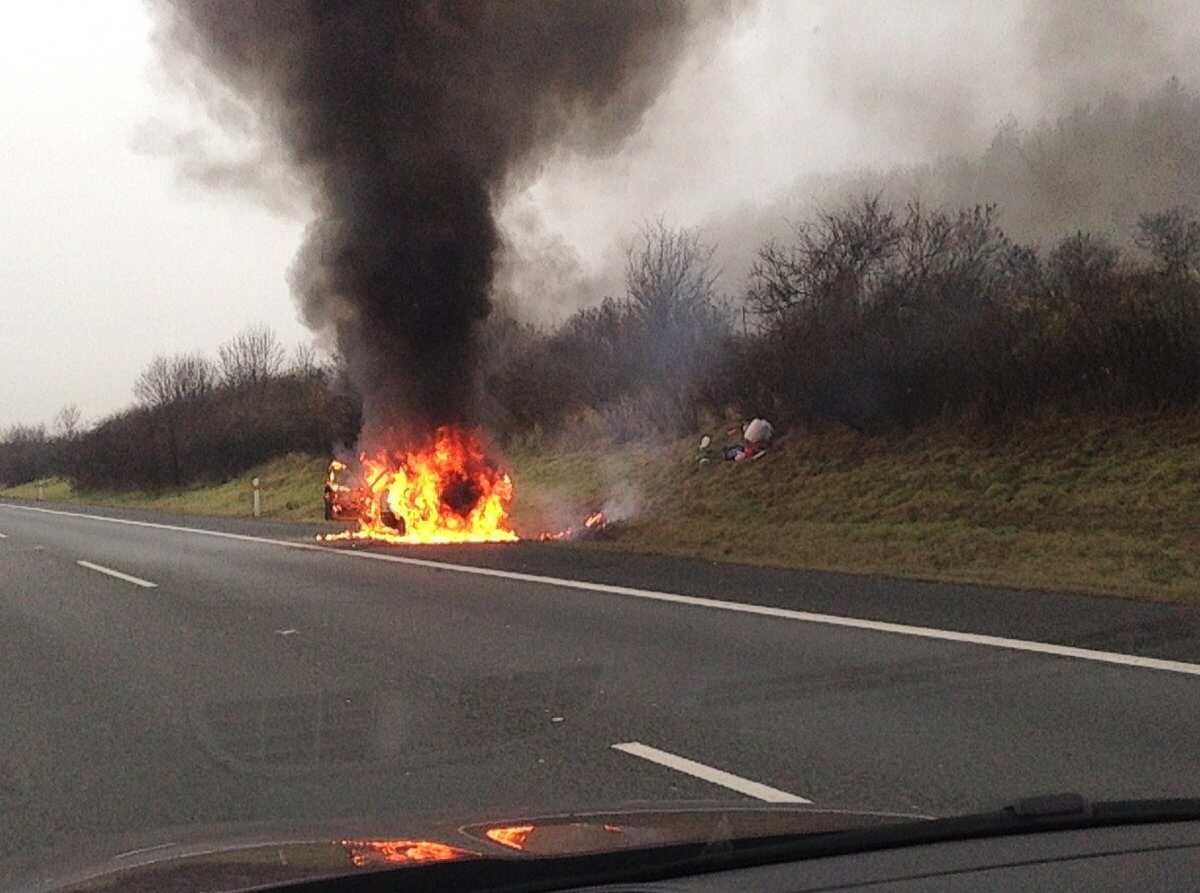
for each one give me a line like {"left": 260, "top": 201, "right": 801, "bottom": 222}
{"left": 599, "top": 480, "right": 644, "bottom": 523}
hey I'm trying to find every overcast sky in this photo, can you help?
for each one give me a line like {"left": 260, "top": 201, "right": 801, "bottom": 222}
{"left": 3, "top": 0, "right": 1197, "bottom": 431}
{"left": 1, "top": 0, "right": 308, "bottom": 431}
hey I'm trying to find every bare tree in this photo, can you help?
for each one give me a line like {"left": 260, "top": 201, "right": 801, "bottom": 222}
{"left": 1046, "top": 232, "right": 1122, "bottom": 309}
{"left": 1136, "top": 207, "right": 1200, "bottom": 279}
{"left": 626, "top": 220, "right": 721, "bottom": 327}
{"left": 217, "top": 324, "right": 285, "bottom": 388}
{"left": 748, "top": 195, "right": 901, "bottom": 319}
{"left": 133, "top": 352, "right": 215, "bottom": 486}
{"left": 289, "top": 342, "right": 321, "bottom": 378}
{"left": 133, "top": 355, "right": 173, "bottom": 408}
{"left": 134, "top": 353, "right": 215, "bottom": 408}
{"left": 622, "top": 221, "right": 730, "bottom": 431}
{"left": 52, "top": 403, "right": 82, "bottom": 440}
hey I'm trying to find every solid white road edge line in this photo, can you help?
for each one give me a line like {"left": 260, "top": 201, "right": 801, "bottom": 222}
{"left": 5, "top": 502, "right": 1200, "bottom": 677}
{"left": 76, "top": 560, "right": 158, "bottom": 589}
{"left": 613, "top": 742, "right": 811, "bottom": 804}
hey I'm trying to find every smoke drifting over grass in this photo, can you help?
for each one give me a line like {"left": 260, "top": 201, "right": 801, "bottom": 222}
{"left": 149, "top": 1, "right": 733, "bottom": 438}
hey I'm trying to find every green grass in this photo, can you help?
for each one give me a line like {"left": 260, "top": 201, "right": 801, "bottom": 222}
{"left": 3, "top": 453, "right": 330, "bottom": 523}
{"left": 6, "top": 413, "right": 1200, "bottom": 601}
{"left": 506, "top": 412, "right": 1200, "bottom": 603}
{"left": 3, "top": 477, "right": 75, "bottom": 502}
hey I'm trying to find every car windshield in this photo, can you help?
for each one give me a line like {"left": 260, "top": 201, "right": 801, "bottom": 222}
{"left": 2, "top": 2, "right": 1200, "bottom": 891}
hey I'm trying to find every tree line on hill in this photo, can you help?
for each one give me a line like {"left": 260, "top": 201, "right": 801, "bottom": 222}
{"left": 0, "top": 326, "right": 359, "bottom": 490}
{"left": 482, "top": 201, "right": 1200, "bottom": 442}
{"left": 6, "top": 195, "right": 1200, "bottom": 492}
{"left": 4, "top": 197, "right": 1200, "bottom": 492}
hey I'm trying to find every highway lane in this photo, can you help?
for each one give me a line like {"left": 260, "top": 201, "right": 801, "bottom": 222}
{"left": 1, "top": 500, "right": 1199, "bottom": 886}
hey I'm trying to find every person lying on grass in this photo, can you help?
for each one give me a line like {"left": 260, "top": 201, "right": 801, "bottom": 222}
{"left": 721, "top": 417, "right": 774, "bottom": 462}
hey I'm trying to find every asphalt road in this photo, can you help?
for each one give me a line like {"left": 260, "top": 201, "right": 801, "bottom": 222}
{"left": 1, "top": 499, "right": 1199, "bottom": 886}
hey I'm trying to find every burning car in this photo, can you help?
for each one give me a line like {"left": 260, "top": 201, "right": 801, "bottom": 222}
{"left": 324, "top": 458, "right": 410, "bottom": 533}
{"left": 321, "top": 428, "right": 518, "bottom": 544}
{"left": 323, "top": 428, "right": 622, "bottom": 545}
{"left": 324, "top": 459, "right": 369, "bottom": 521}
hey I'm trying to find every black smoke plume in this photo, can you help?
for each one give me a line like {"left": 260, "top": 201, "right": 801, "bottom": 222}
{"left": 151, "top": 1, "right": 711, "bottom": 438}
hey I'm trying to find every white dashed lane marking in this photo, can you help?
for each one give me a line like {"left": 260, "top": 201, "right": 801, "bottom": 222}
{"left": 76, "top": 560, "right": 158, "bottom": 589}
{"left": 613, "top": 741, "right": 811, "bottom": 804}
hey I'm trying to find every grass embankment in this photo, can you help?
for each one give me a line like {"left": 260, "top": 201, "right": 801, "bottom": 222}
{"left": 6, "top": 414, "right": 1200, "bottom": 601}
{"left": 507, "top": 414, "right": 1200, "bottom": 603}
{"left": 3, "top": 453, "right": 328, "bottom": 523}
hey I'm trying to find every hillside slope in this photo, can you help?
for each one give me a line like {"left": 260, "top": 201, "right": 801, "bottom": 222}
{"left": 6, "top": 414, "right": 1199, "bottom": 601}
{"left": 509, "top": 414, "right": 1200, "bottom": 602}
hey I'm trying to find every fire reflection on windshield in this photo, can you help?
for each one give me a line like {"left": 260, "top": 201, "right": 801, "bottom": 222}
{"left": 484, "top": 823, "right": 535, "bottom": 850}
{"left": 341, "top": 838, "right": 476, "bottom": 867}
{"left": 480, "top": 821, "right": 628, "bottom": 853}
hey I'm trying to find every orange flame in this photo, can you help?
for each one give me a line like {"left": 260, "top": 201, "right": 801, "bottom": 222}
{"left": 322, "top": 427, "right": 518, "bottom": 545}
{"left": 537, "top": 510, "right": 608, "bottom": 542}
{"left": 341, "top": 838, "right": 475, "bottom": 867}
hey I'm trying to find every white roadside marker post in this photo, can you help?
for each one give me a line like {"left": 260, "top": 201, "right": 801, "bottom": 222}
{"left": 252, "top": 477, "right": 261, "bottom": 518}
